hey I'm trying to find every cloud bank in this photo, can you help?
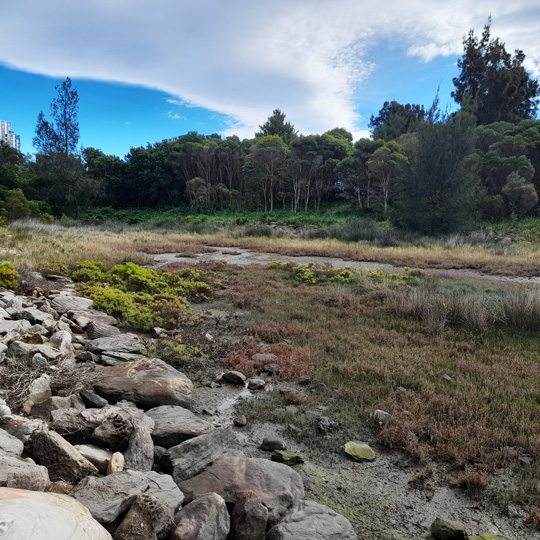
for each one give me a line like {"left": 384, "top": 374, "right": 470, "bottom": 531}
{"left": 2, "top": 0, "right": 539, "bottom": 138}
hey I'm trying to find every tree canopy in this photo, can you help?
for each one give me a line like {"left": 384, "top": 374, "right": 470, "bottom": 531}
{"left": 256, "top": 109, "right": 298, "bottom": 144}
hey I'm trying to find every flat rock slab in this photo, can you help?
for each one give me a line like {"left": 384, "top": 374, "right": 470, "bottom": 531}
{"left": 68, "top": 310, "right": 118, "bottom": 328}
{"left": 266, "top": 500, "right": 358, "bottom": 540}
{"left": 179, "top": 457, "right": 304, "bottom": 526}
{"left": 172, "top": 492, "right": 230, "bottom": 540}
{"left": 51, "top": 295, "right": 94, "bottom": 314}
{"left": 86, "top": 333, "right": 144, "bottom": 354}
{"left": 0, "top": 451, "right": 50, "bottom": 491}
{"left": 94, "top": 358, "right": 193, "bottom": 409}
{"left": 0, "top": 319, "right": 31, "bottom": 335}
{"left": 147, "top": 405, "right": 214, "bottom": 447}
{"left": 344, "top": 441, "right": 375, "bottom": 462}
{"left": 71, "top": 470, "right": 184, "bottom": 524}
{"left": 161, "top": 429, "right": 243, "bottom": 484}
{"left": 0, "top": 487, "right": 112, "bottom": 540}
{"left": 86, "top": 321, "right": 121, "bottom": 340}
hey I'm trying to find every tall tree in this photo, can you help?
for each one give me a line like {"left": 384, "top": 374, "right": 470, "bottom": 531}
{"left": 369, "top": 101, "right": 425, "bottom": 141}
{"left": 452, "top": 20, "right": 539, "bottom": 125}
{"left": 34, "top": 77, "right": 80, "bottom": 155}
{"left": 256, "top": 109, "right": 298, "bottom": 144}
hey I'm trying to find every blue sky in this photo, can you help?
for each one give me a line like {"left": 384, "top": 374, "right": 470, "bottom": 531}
{"left": 1, "top": 1, "right": 539, "bottom": 158}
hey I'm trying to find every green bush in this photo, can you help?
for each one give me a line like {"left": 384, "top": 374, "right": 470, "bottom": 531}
{"left": 71, "top": 260, "right": 105, "bottom": 282}
{"left": 0, "top": 263, "right": 19, "bottom": 289}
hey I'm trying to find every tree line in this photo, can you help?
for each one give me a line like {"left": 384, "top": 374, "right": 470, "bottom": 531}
{"left": 0, "top": 20, "right": 539, "bottom": 234}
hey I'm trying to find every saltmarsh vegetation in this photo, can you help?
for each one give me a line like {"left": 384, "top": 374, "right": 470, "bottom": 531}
{"left": 220, "top": 261, "right": 540, "bottom": 508}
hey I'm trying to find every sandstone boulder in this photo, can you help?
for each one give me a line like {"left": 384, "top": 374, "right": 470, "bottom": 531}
{"left": 0, "top": 487, "right": 112, "bottom": 540}
{"left": 94, "top": 358, "right": 193, "bottom": 409}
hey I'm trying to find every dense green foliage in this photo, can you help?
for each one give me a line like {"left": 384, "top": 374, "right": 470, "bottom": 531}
{"left": 0, "top": 263, "right": 19, "bottom": 289}
{"left": 72, "top": 261, "right": 211, "bottom": 331}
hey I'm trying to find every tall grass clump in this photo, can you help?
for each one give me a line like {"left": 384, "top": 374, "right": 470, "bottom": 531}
{"left": 500, "top": 290, "right": 540, "bottom": 332}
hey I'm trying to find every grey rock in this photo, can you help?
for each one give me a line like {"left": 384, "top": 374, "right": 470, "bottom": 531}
{"left": 29, "top": 428, "right": 99, "bottom": 482}
{"left": 51, "top": 295, "right": 94, "bottom": 314}
{"left": 179, "top": 457, "right": 304, "bottom": 526}
{"left": 92, "top": 407, "right": 137, "bottom": 451}
{"left": 68, "top": 309, "right": 118, "bottom": 327}
{"left": 252, "top": 353, "right": 277, "bottom": 362}
{"left": 79, "top": 388, "right": 109, "bottom": 408}
{"left": 233, "top": 415, "right": 247, "bottom": 427}
{"left": 0, "top": 415, "right": 47, "bottom": 444}
{"left": 0, "top": 428, "right": 24, "bottom": 455}
{"left": 94, "top": 358, "right": 193, "bottom": 409}
{"left": 17, "top": 307, "right": 55, "bottom": 329}
{"left": 86, "top": 333, "right": 143, "bottom": 354}
{"left": 0, "top": 450, "right": 50, "bottom": 491}
{"left": 26, "top": 374, "right": 52, "bottom": 405}
{"left": 262, "top": 363, "right": 283, "bottom": 375}
{"left": 9, "top": 341, "right": 62, "bottom": 361}
{"left": 0, "top": 319, "right": 31, "bottom": 335}
{"left": 430, "top": 517, "right": 468, "bottom": 539}
{"left": 72, "top": 470, "right": 184, "bottom": 524}
{"left": 75, "top": 350, "right": 100, "bottom": 363}
{"left": 29, "top": 352, "right": 48, "bottom": 369}
{"left": 248, "top": 378, "right": 266, "bottom": 390}
{"left": 160, "top": 429, "right": 242, "bottom": 484}
{"left": 230, "top": 492, "right": 268, "bottom": 540}
{"left": 39, "top": 303, "right": 60, "bottom": 320}
{"left": 222, "top": 370, "right": 246, "bottom": 385}
{"left": 49, "top": 330, "right": 73, "bottom": 352}
{"left": 74, "top": 444, "right": 113, "bottom": 474}
{"left": 50, "top": 408, "right": 97, "bottom": 444}
{"left": 100, "top": 352, "right": 148, "bottom": 365}
{"left": 124, "top": 412, "right": 155, "bottom": 472}
{"left": 146, "top": 405, "right": 214, "bottom": 448}
{"left": 172, "top": 493, "right": 230, "bottom": 540}
{"left": 115, "top": 493, "right": 174, "bottom": 540}
{"left": 266, "top": 500, "right": 358, "bottom": 540}
{"left": 31, "top": 394, "right": 86, "bottom": 421}
{"left": 86, "top": 321, "right": 121, "bottom": 340}
{"left": 260, "top": 437, "right": 286, "bottom": 451}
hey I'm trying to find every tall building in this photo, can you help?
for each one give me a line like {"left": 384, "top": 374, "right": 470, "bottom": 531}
{"left": 0, "top": 120, "right": 21, "bottom": 152}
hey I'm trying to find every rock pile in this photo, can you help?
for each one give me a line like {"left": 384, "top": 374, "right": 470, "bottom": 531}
{"left": 0, "top": 287, "right": 358, "bottom": 540}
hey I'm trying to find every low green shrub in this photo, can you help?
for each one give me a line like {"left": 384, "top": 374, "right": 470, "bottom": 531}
{"left": 0, "top": 263, "right": 19, "bottom": 289}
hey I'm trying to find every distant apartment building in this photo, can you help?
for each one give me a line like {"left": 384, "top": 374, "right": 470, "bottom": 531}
{"left": 163, "top": 135, "right": 182, "bottom": 143}
{"left": 0, "top": 120, "right": 21, "bottom": 152}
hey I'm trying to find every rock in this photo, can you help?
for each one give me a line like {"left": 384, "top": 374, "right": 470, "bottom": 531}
{"left": 114, "top": 493, "right": 174, "bottom": 540}
{"left": 71, "top": 470, "right": 184, "bottom": 524}
{"left": 0, "top": 398, "right": 11, "bottom": 416}
{"left": 252, "top": 353, "right": 277, "bottom": 362}
{"left": 430, "top": 517, "right": 468, "bottom": 539}
{"left": 266, "top": 500, "right": 358, "bottom": 540}
{"left": 172, "top": 493, "right": 230, "bottom": 540}
{"left": 17, "top": 307, "right": 55, "bottom": 329}
{"left": 233, "top": 415, "right": 247, "bottom": 427}
{"left": 31, "top": 394, "right": 85, "bottom": 421}
{"left": 296, "top": 375, "right": 311, "bottom": 385}
{"left": 94, "top": 358, "right": 193, "bottom": 409}
{"left": 39, "top": 303, "right": 60, "bottom": 320}
{"left": 222, "top": 370, "right": 246, "bottom": 385}
{"left": 271, "top": 450, "right": 304, "bottom": 465}
{"left": 29, "top": 352, "right": 48, "bottom": 369}
{"left": 160, "top": 429, "right": 243, "bottom": 484}
{"left": 107, "top": 452, "right": 125, "bottom": 474}
{"left": 146, "top": 405, "right": 214, "bottom": 447}
{"left": 29, "top": 428, "right": 99, "bottom": 482}
{"left": 26, "top": 374, "right": 52, "bottom": 405}
{"left": 86, "top": 321, "right": 121, "bottom": 339}
{"left": 86, "top": 333, "right": 144, "bottom": 354}
{"left": 75, "top": 350, "right": 100, "bottom": 363}
{"left": 49, "top": 330, "right": 73, "bottom": 352}
{"left": 124, "top": 413, "right": 155, "bottom": 472}
{"left": 0, "top": 451, "right": 50, "bottom": 490}
{"left": 92, "top": 407, "right": 136, "bottom": 450}
{"left": 51, "top": 295, "right": 94, "bottom": 314}
{"left": 0, "top": 487, "right": 112, "bottom": 540}
{"left": 0, "top": 428, "right": 24, "bottom": 455}
{"left": 467, "top": 536, "right": 505, "bottom": 540}
{"left": 0, "top": 415, "right": 46, "bottom": 444}
{"left": 373, "top": 409, "right": 392, "bottom": 425}
{"left": 260, "top": 437, "right": 287, "bottom": 451}
{"left": 100, "top": 352, "right": 148, "bottom": 366}
{"left": 316, "top": 416, "right": 340, "bottom": 434}
{"left": 229, "top": 490, "right": 268, "bottom": 540}
{"left": 74, "top": 444, "right": 113, "bottom": 474}
{"left": 79, "top": 388, "right": 109, "bottom": 408}
{"left": 344, "top": 441, "right": 376, "bottom": 462}
{"left": 0, "top": 319, "right": 31, "bottom": 335}
{"left": 8, "top": 341, "right": 62, "bottom": 361}
{"left": 262, "top": 363, "right": 283, "bottom": 375}
{"left": 50, "top": 408, "right": 97, "bottom": 444}
{"left": 68, "top": 309, "right": 118, "bottom": 327}
{"left": 248, "top": 378, "right": 266, "bottom": 390}
{"left": 179, "top": 457, "right": 304, "bottom": 526}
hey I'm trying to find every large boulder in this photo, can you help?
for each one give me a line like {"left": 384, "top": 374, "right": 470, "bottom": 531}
{"left": 172, "top": 493, "right": 230, "bottom": 540}
{"left": 161, "top": 429, "right": 243, "bottom": 483}
{"left": 94, "top": 358, "right": 193, "bottom": 409}
{"left": 71, "top": 470, "right": 184, "bottom": 525}
{"left": 29, "top": 428, "right": 98, "bottom": 482}
{"left": 0, "top": 487, "right": 111, "bottom": 540}
{"left": 0, "top": 451, "right": 50, "bottom": 491}
{"left": 266, "top": 500, "right": 358, "bottom": 540}
{"left": 179, "top": 457, "right": 304, "bottom": 526}
{"left": 229, "top": 490, "right": 268, "bottom": 540}
{"left": 146, "top": 405, "right": 213, "bottom": 447}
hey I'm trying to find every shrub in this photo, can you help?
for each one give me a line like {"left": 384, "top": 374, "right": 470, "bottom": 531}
{"left": 0, "top": 263, "right": 19, "bottom": 289}
{"left": 36, "top": 261, "right": 69, "bottom": 277}
{"left": 72, "top": 260, "right": 105, "bottom": 282}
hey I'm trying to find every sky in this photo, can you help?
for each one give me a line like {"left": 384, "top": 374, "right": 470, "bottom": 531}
{"left": 1, "top": 1, "right": 540, "bottom": 158}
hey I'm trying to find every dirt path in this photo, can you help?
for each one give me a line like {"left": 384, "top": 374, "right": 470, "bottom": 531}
{"left": 151, "top": 247, "right": 540, "bottom": 286}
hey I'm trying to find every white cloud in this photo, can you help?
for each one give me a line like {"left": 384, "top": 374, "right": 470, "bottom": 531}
{"left": 2, "top": 0, "right": 540, "bottom": 138}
